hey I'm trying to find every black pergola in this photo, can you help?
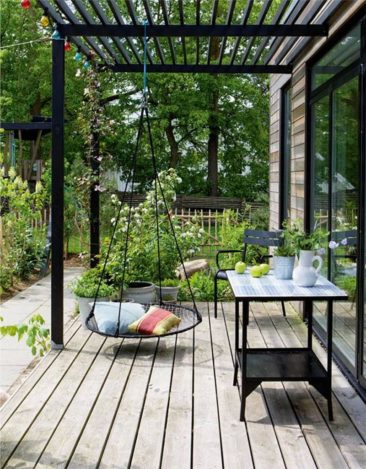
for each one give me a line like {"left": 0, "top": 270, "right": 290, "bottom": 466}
{"left": 37, "top": 0, "right": 347, "bottom": 347}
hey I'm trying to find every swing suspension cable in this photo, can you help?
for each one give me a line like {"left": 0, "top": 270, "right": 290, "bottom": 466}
{"left": 88, "top": 20, "right": 199, "bottom": 338}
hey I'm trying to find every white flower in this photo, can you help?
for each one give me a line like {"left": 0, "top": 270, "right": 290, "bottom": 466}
{"left": 329, "top": 240, "right": 339, "bottom": 249}
{"left": 111, "top": 218, "right": 116, "bottom": 224}
{"left": 199, "top": 228, "right": 205, "bottom": 234}
{"left": 94, "top": 185, "right": 106, "bottom": 192}
{"left": 177, "top": 177, "right": 182, "bottom": 183}
{"left": 340, "top": 238, "right": 348, "bottom": 246}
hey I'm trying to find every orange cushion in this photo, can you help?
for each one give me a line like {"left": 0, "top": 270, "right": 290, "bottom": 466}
{"left": 128, "top": 305, "right": 181, "bottom": 335}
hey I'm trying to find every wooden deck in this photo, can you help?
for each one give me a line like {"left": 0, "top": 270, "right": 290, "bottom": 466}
{"left": 1, "top": 302, "right": 366, "bottom": 468}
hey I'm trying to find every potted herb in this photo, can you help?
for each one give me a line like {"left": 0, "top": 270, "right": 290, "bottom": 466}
{"left": 155, "top": 278, "right": 180, "bottom": 302}
{"left": 72, "top": 269, "right": 115, "bottom": 328}
{"left": 273, "top": 243, "right": 296, "bottom": 280}
{"left": 284, "top": 220, "right": 328, "bottom": 287}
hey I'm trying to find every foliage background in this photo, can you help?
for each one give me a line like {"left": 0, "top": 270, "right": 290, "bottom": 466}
{"left": 0, "top": 0, "right": 271, "bottom": 202}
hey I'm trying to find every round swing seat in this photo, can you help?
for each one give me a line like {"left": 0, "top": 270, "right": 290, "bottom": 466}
{"left": 86, "top": 302, "right": 202, "bottom": 339}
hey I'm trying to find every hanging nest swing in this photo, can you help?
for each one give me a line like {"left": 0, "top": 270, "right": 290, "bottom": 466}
{"left": 85, "top": 100, "right": 202, "bottom": 339}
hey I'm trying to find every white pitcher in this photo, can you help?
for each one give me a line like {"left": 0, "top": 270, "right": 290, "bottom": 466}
{"left": 293, "top": 250, "right": 323, "bottom": 287}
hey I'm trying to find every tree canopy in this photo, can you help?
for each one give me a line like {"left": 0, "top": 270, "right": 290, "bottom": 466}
{"left": 0, "top": 0, "right": 272, "bottom": 200}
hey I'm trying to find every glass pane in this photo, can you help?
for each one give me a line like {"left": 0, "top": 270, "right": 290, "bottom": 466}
{"left": 331, "top": 76, "right": 359, "bottom": 365}
{"left": 312, "top": 96, "right": 330, "bottom": 332}
{"left": 312, "top": 24, "right": 361, "bottom": 91}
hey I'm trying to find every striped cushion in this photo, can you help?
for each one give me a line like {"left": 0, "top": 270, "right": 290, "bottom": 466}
{"left": 128, "top": 305, "right": 181, "bottom": 336}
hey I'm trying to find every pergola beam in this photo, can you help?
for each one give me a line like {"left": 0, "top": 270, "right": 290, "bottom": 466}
{"left": 109, "top": 64, "right": 292, "bottom": 74}
{"left": 59, "top": 24, "right": 328, "bottom": 38}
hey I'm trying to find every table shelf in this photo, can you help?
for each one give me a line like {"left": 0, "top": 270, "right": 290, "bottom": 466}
{"left": 236, "top": 348, "right": 327, "bottom": 381}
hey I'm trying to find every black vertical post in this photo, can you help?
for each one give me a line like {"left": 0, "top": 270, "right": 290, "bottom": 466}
{"left": 90, "top": 131, "right": 100, "bottom": 268}
{"left": 51, "top": 38, "right": 65, "bottom": 348}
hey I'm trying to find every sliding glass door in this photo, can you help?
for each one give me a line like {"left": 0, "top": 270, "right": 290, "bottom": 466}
{"left": 331, "top": 76, "right": 359, "bottom": 367}
{"left": 310, "top": 17, "right": 365, "bottom": 392}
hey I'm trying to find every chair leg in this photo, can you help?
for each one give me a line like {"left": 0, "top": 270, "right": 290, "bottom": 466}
{"left": 281, "top": 301, "right": 286, "bottom": 317}
{"left": 214, "top": 275, "right": 218, "bottom": 318}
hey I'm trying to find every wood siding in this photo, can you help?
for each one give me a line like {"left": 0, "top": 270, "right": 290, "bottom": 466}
{"left": 269, "top": 1, "right": 365, "bottom": 229}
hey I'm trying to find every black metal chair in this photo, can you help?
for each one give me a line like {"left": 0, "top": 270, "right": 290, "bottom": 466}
{"left": 214, "top": 229, "right": 286, "bottom": 318}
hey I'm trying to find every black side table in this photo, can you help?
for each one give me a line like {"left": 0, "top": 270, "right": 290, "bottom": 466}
{"left": 226, "top": 270, "right": 347, "bottom": 421}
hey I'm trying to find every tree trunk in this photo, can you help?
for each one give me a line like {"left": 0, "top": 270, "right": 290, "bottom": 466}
{"left": 207, "top": 76, "right": 219, "bottom": 196}
{"left": 165, "top": 115, "right": 179, "bottom": 168}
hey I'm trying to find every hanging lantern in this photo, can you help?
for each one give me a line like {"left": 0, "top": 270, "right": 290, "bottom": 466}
{"left": 64, "top": 40, "right": 72, "bottom": 52}
{"left": 75, "top": 68, "right": 82, "bottom": 78}
{"left": 40, "top": 12, "right": 50, "bottom": 28}
{"left": 51, "top": 29, "right": 61, "bottom": 40}
{"left": 20, "top": 0, "right": 31, "bottom": 9}
{"left": 83, "top": 60, "right": 91, "bottom": 69}
{"left": 74, "top": 51, "right": 82, "bottom": 61}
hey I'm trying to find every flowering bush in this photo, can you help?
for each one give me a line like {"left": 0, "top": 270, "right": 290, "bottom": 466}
{"left": 0, "top": 164, "right": 47, "bottom": 290}
{"left": 106, "top": 169, "right": 205, "bottom": 287}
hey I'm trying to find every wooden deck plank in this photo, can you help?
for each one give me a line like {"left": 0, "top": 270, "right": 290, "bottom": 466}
{"left": 67, "top": 339, "right": 140, "bottom": 468}
{"left": 5, "top": 332, "right": 106, "bottom": 468}
{"left": 160, "top": 329, "right": 193, "bottom": 469}
{"left": 258, "top": 302, "right": 350, "bottom": 469}
{"left": 130, "top": 336, "right": 177, "bottom": 468}
{"left": 208, "top": 303, "right": 253, "bottom": 469}
{"left": 35, "top": 338, "right": 122, "bottom": 468}
{"left": 193, "top": 305, "right": 223, "bottom": 469}
{"left": 286, "top": 308, "right": 366, "bottom": 441}
{"left": 98, "top": 339, "right": 159, "bottom": 467}
{"left": 0, "top": 319, "right": 81, "bottom": 426}
{"left": 267, "top": 302, "right": 366, "bottom": 466}
{"left": 0, "top": 326, "right": 93, "bottom": 466}
{"left": 248, "top": 303, "right": 316, "bottom": 469}
{"left": 222, "top": 302, "right": 286, "bottom": 469}
{"left": 0, "top": 301, "right": 365, "bottom": 469}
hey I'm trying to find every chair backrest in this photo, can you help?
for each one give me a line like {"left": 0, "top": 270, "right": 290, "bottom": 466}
{"left": 332, "top": 230, "right": 357, "bottom": 246}
{"left": 243, "top": 229, "right": 283, "bottom": 247}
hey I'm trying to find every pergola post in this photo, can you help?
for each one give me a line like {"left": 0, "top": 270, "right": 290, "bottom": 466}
{"left": 90, "top": 131, "right": 100, "bottom": 268}
{"left": 51, "top": 37, "right": 65, "bottom": 348}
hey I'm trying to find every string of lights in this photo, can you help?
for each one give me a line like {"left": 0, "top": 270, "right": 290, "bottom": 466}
{"left": 6, "top": 1, "right": 92, "bottom": 70}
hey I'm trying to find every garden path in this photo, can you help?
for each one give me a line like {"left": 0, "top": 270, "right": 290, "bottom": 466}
{"left": 0, "top": 267, "right": 83, "bottom": 393}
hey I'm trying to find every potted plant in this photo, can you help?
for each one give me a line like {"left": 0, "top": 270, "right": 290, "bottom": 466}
{"left": 284, "top": 220, "right": 328, "bottom": 287}
{"left": 273, "top": 243, "right": 296, "bottom": 280}
{"left": 155, "top": 278, "right": 181, "bottom": 302}
{"left": 72, "top": 268, "right": 115, "bottom": 328}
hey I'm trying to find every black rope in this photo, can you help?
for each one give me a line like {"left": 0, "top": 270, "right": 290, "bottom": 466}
{"left": 144, "top": 105, "right": 198, "bottom": 312}
{"left": 115, "top": 107, "right": 145, "bottom": 335}
{"left": 89, "top": 107, "right": 145, "bottom": 323}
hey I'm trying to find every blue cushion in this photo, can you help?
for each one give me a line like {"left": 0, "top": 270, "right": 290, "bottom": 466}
{"left": 92, "top": 302, "right": 146, "bottom": 335}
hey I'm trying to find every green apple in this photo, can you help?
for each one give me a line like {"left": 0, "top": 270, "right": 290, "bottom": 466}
{"left": 250, "top": 265, "right": 263, "bottom": 278}
{"left": 235, "top": 261, "right": 247, "bottom": 274}
{"left": 259, "top": 263, "right": 270, "bottom": 275}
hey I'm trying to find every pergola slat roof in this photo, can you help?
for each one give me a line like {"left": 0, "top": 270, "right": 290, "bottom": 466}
{"left": 38, "top": 0, "right": 346, "bottom": 73}
{"left": 38, "top": 0, "right": 347, "bottom": 73}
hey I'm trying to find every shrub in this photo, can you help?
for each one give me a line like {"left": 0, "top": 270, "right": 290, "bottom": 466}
{"left": 0, "top": 165, "right": 47, "bottom": 288}
{"left": 71, "top": 268, "right": 116, "bottom": 298}
{"left": 217, "top": 210, "right": 267, "bottom": 269}
{"left": 178, "top": 271, "right": 233, "bottom": 302}
{"left": 106, "top": 169, "right": 206, "bottom": 287}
